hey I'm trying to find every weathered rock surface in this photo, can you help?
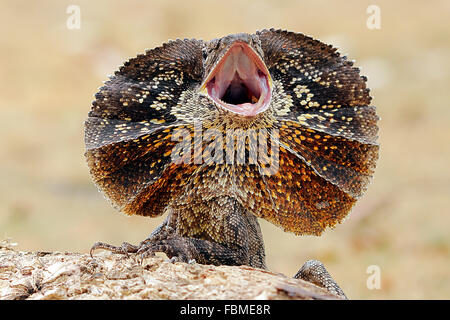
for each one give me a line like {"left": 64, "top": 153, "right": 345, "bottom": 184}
{"left": 0, "top": 239, "right": 340, "bottom": 300}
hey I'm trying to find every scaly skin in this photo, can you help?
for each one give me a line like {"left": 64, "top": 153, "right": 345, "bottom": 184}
{"left": 85, "top": 29, "right": 379, "bottom": 299}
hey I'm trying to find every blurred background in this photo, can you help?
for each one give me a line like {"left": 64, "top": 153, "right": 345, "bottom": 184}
{"left": 0, "top": 0, "right": 449, "bottom": 299}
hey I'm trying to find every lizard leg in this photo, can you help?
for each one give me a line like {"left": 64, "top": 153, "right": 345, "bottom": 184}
{"left": 89, "top": 202, "right": 262, "bottom": 267}
{"left": 294, "top": 259, "right": 347, "bottom": 299}
{"left": 90, "top": 197, "right": 267, "bottom": 268}
{"left": 135, "top": 201, "right": 256, "bottom": 266}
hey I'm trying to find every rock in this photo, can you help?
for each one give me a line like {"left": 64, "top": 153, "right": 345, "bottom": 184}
{"left": 0, "top": 241, "right": 340, "bottom": 300}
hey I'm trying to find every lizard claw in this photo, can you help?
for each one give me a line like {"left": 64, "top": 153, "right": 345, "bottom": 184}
{"left": 90, "top": 241, "right": 139, "bottom": 258}
{"left": 168, "top": 256, "right": 181, "bottom": 263}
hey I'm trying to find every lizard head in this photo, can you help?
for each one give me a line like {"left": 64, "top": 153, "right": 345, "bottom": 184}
{"left": 200, "top": 33, "right": 272, "bottom": 117}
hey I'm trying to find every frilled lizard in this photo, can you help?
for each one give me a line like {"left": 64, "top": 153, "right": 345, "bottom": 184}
{"left": 85, "top": 29, "right": 379, "bottom": 299}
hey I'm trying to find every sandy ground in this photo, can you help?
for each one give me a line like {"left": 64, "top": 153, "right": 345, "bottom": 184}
{"left": 0, "top": 0, "right": 449, "bottom": 299}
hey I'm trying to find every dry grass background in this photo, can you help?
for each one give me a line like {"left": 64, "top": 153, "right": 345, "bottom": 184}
{"left": 0, "top": 0, "right": 449, "bottom": 299}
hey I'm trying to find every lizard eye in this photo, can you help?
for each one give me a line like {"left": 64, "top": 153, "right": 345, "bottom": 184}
{"left": 201, "top": 42, "right": 272, "bottom": 117}
{"left": 202, "top": 48, "right": 208, "bottom": 60}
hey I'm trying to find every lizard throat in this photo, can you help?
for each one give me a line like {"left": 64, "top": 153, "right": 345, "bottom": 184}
{"left": 203, "top": 42, "right": 272, "bottom": 116}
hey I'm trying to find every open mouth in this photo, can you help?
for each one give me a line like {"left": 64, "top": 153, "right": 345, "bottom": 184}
{"left": 202, "top": 42, "right": 272, "bottom": 116}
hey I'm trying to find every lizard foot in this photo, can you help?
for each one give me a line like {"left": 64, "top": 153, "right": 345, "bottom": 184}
{"left": 294, "top": 259, "right": 347, "bottom": 299}
{"left": 90, "top": 237, "right": 198, "bottom": 265}
{"left": 90, "top": 234, "right": 250, "bottom": 266}
{"left": 134, "top": 237, "right": 199, "bottom": 263}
